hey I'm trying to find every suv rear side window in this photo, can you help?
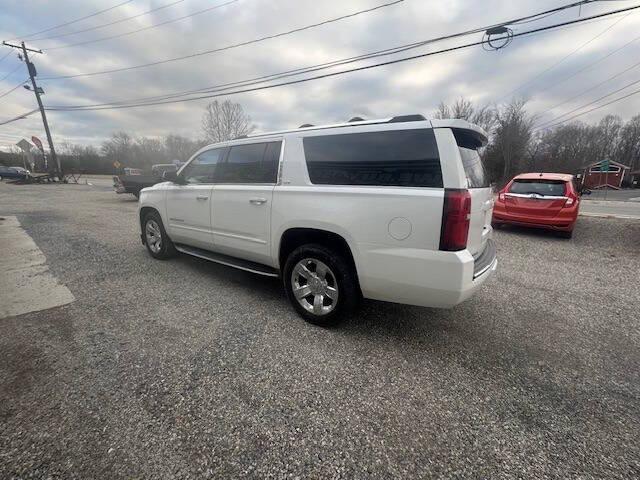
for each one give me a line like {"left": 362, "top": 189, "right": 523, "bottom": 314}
{"left": 510, "top": 180, "right": 566, "bottom": 196}
{"left": 303, "top": 129, "right": 442, "bottom": 187}
{"left": 453, "top": 129, "right": 489, "bottom": 188}
{"left": 218, "top": 141, "right": 281, "bottom": 184}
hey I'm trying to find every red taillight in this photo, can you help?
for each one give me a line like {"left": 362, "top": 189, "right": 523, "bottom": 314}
{"left": 564, "top": 195, "right": 576, "bottom": 207}
{"left": 440, "top": 189, "right": 471, "bottom": 251}
{"left": 498, "top": 192, "right": 505, "bottom": 202}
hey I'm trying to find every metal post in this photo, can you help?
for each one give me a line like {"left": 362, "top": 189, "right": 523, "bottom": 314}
{"left": 20, "top": 43, "right": 61, "bottom": 177}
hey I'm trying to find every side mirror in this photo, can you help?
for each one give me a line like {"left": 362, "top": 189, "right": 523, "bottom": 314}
{"left": 163, "top": 170, "right": 184, "bottom": 184}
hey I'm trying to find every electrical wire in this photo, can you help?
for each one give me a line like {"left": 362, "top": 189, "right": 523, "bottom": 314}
{"left": 0, "top": 49, "right": 12, "bottom": 65}
{"left": 0, "top": 108, "right": 39, "bottom": 126}
{"left": 0, "top": 63, "right": 21, "bottom": 83}
{"left": 31, "top": 0, "right": 186, "bottom": 42}
{"left": 7, "top": 1, "right": 134, "bottom": 41}
{"left": 536, "top": 75, "right": 640, "bottom": 129}
{"left": 47, "top": 0, "right": 600, "bottom": 52}
{"left": 39, "top": 0, "right": 405, "bottom": 80}
{"left": 46, "top": 0, "right": 239, "bottom": 51}
{"left": 45, "top": 4, "right": 640, "bottom": 112}
{"left": 45, "top": 3, "right": 640, "bottom": 110}
{"left": 536, "top": 86, "right": 640, "bottom": 130}
{"left": 536, "top": 56, "right": 640, "bottom": 117}
{"left": 0, "top": 79, "right": 27, "bottom": 100}
{"left": 539, "top": 29, "right": 640, "bottom": 94}
{"left": 496, "top": 9, "right": 633, "bottom": 102}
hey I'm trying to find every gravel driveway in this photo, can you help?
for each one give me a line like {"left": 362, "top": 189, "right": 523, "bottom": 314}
{"left": 1, "top": 182, "right": 639, "bottom": 479}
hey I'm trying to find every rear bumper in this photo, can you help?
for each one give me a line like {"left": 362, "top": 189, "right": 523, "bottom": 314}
{"left": 492, "top": 207, "right": 577, "bottom": 232}
{"left": 357, "top": 241, "right": 497, "bottom": 309}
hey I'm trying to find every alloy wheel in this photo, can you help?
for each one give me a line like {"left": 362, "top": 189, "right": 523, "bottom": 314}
{"left": 291, "top": 258, "right": 339, "bottom": 316}
{"left": 145, "top": 219, "right": 162, "bottom": 254}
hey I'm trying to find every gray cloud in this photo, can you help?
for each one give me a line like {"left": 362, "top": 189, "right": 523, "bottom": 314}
{"left": 1, "top": 0, "right": 640, "bottom": 150}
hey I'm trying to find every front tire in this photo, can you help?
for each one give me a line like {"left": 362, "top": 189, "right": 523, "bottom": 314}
{"left": 143, "top": 211, "right": 176, "bottom": 259}
{"left": 283, "top": 244, "right": 360, "bottom": 327}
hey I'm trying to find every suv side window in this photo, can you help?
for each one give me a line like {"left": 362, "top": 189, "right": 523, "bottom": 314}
{"left": 181, "top": 148, "right": 223, "bottom": 184}
{"left": 218, "top": 141, "right": 282, "bottom": 184}
{"left": 303, "top": 129, "right": 442, "bottom": 187}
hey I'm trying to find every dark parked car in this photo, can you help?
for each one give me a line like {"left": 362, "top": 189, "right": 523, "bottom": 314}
{"left": 113, "top": 164, "right": 182, "bottom": 199}
{"left": 0, "top": 165, "right": 30, "bottom": 181}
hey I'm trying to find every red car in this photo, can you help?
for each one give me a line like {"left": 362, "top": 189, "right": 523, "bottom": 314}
{"left": 492, "top": 173, "right": 580, "bottom": 238}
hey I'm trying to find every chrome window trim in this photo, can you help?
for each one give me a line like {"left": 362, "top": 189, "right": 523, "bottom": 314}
{"left": 504, "top": 193, "right": 568, "bottom": 200}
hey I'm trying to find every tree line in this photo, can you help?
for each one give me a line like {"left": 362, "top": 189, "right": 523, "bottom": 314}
{"left": 435, "top": 97, "right": 640, "bottom": 186}
{"left": 2, "top": 98, "right": 639, "bottom": 184}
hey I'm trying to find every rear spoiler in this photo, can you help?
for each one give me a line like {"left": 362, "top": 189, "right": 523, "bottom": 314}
{"left": 430, "top": 119, "right": 488, "bottom": 147}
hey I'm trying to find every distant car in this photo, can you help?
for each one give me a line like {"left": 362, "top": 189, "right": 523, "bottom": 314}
{"left": 114, "top": 164, "right": 181, "bottom": 199}
{"left": 492, "top": 173, "right": 580, "bottom": 238}
{"left": 0, "top": 165, "right": 29, "bottom": 181}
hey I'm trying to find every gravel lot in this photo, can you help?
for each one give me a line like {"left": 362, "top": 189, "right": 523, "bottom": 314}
{"left": 1, "top": 182, "right": 639, "bottom": 479}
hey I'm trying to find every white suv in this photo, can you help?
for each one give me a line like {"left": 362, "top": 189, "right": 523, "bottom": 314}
{"left": 138, "top": 114, "right": 497, "bottom": 326}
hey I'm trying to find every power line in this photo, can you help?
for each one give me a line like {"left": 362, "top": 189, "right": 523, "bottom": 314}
{"left": 8, "top": 0, "right": 134, "bottom": 41}
{"left": 0, "top": 63, "right": 21, "bottom": 83}
{"left": 496, "top": 9, "right": 633, "bottom": 102}
{"left": 536, "top": 74, "right": 640, "bottom": 129}
{"left": 39, "top": 0, "right": 406, "bottom": 80}
{"left": 32, "top": 0, "right": 186, "bottom": 42}
{"left": 0, "top": 49, "right": 12, "bottom": 65}
{"left": 44, "top": 0, "right": 600, "bottom": 52}
{"left": 538, "top": 30, "right": 640, "bottom": 95}
{"left": 0, "top": 109, "right": 39, "bottom": 126}
{"left": 536, "top": 86, "right": 640, "bottom": 130}
{"left": 536, "top": 57, "right": 640, "bottom": 117}
{"left": 45, "top": 2, "right": 640, "bottom": 110}
{"left": 46, "top": 4, "right": 640, "bottom": 112}
{"left": 46, "top": 0, "right": 239, "bottom": 51}
{"left": 0, "top": 79, "right": 27, "bottom": 100}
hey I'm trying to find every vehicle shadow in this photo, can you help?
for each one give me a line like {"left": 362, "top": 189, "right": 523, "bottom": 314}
{"left": 172, "top": 251, "right": 455, "bottom": 331}
{"left": 495, "top": 224, "right": 570, "bottom": 240}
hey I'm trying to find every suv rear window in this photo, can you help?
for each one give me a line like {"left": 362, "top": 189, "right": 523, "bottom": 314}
{"left": 303, "top": 129, "right": 442, "bottom": 187}
{"left": 453, "top": 129, "right": 489, "bottom": 188}
{"left": 510, "top": 180, "right": 566, "bottom": 196}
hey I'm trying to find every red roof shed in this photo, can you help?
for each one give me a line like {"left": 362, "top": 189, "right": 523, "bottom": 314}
{"left": 581, "top": 160, "right": 630, "bottom": 190}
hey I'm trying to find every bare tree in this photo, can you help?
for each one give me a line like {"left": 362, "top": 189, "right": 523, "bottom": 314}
{"left": 616, "top": 114, "right": 640, "bottom": 172}
{"left": 164, "top": 134, "right": 205, "bottom": 162}
{"left": 434, "top": 97, "right": 496, "bottom": 135}
{"left": 101, "top": 132, "right": 134, "bottom": 165}
{"left": 487, "top": 99, "right": 535, "bottom": 182}
{"left": 201, "top": 100, "right": 254, "bottom": 143}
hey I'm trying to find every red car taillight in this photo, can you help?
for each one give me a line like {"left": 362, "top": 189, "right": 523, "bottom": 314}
{"left": 498, "top": 192, "right": 505, "bottom": 202}
{"left": 440, "top": 189, "right": 471, "bottom": 251}
{"left": 564, "top": 195, "right": 576, "bottom": 207}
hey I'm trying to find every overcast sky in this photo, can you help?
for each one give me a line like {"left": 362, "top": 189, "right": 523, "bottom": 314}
{"left": 1, "top": 0, "right": 640, "bottom": 150}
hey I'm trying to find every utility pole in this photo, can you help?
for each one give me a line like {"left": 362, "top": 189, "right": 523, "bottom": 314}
{"left": 2, "top": 41, "right": 61, "bottom": 177}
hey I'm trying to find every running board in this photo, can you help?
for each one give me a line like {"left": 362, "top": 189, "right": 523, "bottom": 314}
{"left": 175, "top": 244, "right": 279, "bottom": 277}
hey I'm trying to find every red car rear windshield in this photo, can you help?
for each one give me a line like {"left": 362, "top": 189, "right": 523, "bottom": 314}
{"left": 510, "top": 180, "right": 566, "bottom": 196}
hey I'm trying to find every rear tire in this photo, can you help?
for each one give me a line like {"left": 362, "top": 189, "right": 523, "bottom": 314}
{"left": 143, "top": 211, "right": 176, "bottom": 259}
{"left": 283, "top": 244, "right": 360, "bottom": 327}
{"left": 559, "top": 230, "right": 573, "bottom": 239}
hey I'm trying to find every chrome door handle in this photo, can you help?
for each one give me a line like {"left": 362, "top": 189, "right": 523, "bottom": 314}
{"left": 249, "top": 198, "right": 267, "bottom": 205}
{"left": 196, "top": 195, "right": 209, "bottom": 201}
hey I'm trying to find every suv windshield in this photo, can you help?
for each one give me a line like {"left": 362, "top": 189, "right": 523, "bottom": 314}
{"left": 510, "top": 180, "right": 566, "bottom": 196}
